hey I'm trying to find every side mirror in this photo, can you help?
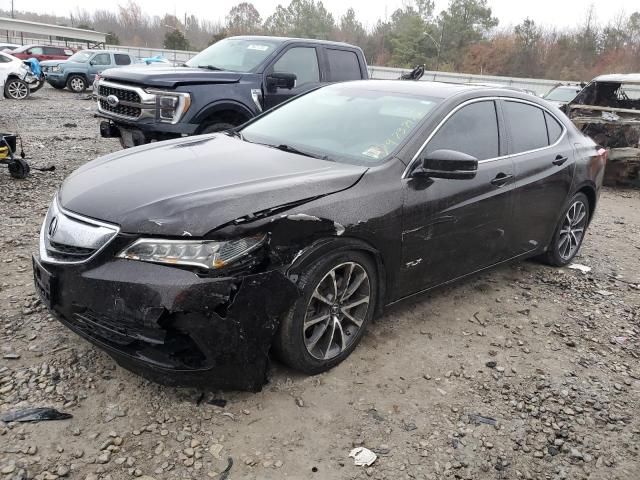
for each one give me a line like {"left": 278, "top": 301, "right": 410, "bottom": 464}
{"left": 414, "top": 149, "right": 478, "bottom": 180}
{"left": 266, "top": 72, "right": 296, "bottom": 91}
{"left": 89, "top": 60, "right": 96, "bottom": 65}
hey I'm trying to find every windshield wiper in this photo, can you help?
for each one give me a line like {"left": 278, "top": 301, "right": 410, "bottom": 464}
{"left": 225, "top": 129, "right": 244, "bottom": 141}
{"left": 196, "top": 64, "right": 224, "bottom": 71}
{"left": 269, "top": 144, "right": 332, "bottom": 161}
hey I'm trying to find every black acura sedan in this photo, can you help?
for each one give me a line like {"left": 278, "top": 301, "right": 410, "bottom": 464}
{"left": 33, "top": 81, "right": 606, "bottom": 391}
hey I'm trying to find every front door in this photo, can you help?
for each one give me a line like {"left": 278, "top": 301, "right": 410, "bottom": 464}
{"left": 88, "top": 53, "right": 113, "bottom": 80}
{"left": 399, "top": 99, "right": 515, "bottom": 296}
{"left": 263, "top": 46, "right": 323, "bottom": 110}
{"left": 500, "top": 99, "right": 575, "bottom": 255}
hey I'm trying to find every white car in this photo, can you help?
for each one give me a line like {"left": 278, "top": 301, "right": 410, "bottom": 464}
{"left": 0, "top": 51, "right": 32, "bottom": 99}
{"left": 0, "top": 43, "right": 20, "bottom": 52}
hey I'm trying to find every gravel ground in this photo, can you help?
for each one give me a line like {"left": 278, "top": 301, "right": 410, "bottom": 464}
{"left": 1, "top": 87, "right": 639, "bottom": 480}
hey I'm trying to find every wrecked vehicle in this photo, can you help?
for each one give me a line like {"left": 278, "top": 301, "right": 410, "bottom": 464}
{"left": 33, "top": 81, "right": 605, "bottom": 391}
{"left": 542, "top": 83, "right": 584, "bottom": 108}
{"left": 567, "top": 74, "right": 640, "bottom": 186}
{"left": 0, "top": 51, "right": 33, "bottom": 100}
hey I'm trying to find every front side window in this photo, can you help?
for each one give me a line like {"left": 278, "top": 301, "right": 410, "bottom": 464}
{"left": 0, "top": 54, "right": 10, "bottom": 63}
{"left": 114, "top": 54, "right": 131, "bottom": 66}
{"left": 43, "top": 47, "right": 62, "bottom": 55}
{"left": 273, "top": 47, "right": 319, "bottom": 86}
{"left": 29, "top": 47, "right": 43, "bottom": 55}
{"left": 327, "top": 49, "right": 361, "bottom": 81}
{"left": 241, "top": 84, "right": 441, "bottom": 165}
{"left": 504, "top": 101, "right": 548, "bottom": 153}
{"left": 424, "top": 101, "right": 500, "bottom": 160}
{"left": 91, "top": 53, "right": 111, "bottom": 66}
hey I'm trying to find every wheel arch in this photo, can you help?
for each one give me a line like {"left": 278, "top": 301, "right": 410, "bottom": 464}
{"left": 286, "top": 236, "right": 388, "bottom": 317}
{"left": 574, "top": 182, "right": 597, "bottom": 224}
{"left": 192, "top": 101, "right": 253, "bottom": 133}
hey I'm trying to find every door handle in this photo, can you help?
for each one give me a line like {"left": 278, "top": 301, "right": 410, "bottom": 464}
{"left": 552, "top": 155, "right": 568, "bottom": 166}
{"left": 490, "top": 172, "right": 513, "bottom": 187}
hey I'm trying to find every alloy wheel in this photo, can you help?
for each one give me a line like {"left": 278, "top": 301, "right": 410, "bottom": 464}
{"left": 70, "top": 77, "right": 85, "bottom": 92}
{"left": 557, "top": 200, "right": 587, "bottom": 261}
{"left": 7, "top": 80, "right": 28, "bottom": 99}
{"left": 303, "top": 262, "right": 371, "bottom": 360}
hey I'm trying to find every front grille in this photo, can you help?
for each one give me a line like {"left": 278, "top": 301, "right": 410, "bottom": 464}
{"left": 98, "top": 85, "right": 141, "bottom": 103}
{"left": 40, "top": 196, "right": 119, "bottom": 264}
{"left": 99, "top": 99, "right": 142, "bottom": 119}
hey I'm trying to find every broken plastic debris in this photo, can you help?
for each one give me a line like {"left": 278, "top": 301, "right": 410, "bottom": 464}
{"left": 568, "top": 263, "right": 591, "bottom": 274}
{"left": 218, "top": 457, "right": 233, "bottom": 480}
{"left": 1, "top": 407, "right": 72, "bottom": 423}
{"left": 468, "top": 414, "right": 497, "bottom": 426}
{"left": 349, "top": 447, "right": 377, "bottom": 466}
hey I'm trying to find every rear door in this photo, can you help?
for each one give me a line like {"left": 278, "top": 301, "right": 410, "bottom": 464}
{"left": 263, "top": 45, "right": 322, "bottom": 110}
{"left": 400, "top": 99, "right": 515, "bottom": 296}
{"left": 501, "top": 99, "right": 575, "bottom": 255}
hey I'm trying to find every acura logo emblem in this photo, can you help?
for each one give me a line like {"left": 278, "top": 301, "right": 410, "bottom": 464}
{"left": 106, "top": 94, "right": 119, "bottom": 107}
{"left": 48, "top": 216, "right": 58, "bottom": 238}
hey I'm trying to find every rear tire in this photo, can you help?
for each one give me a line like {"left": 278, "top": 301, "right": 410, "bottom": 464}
{"left": 274, "top": 250, "right": 377, "bottom": 375}
{"left": 4, "top": 78, "right": 29, "bottom": 99}
{"left": 542, "top": 192, "right": 590, "bottom": 266}
{"left": 67, "top": 75, "right": 87, "bottom": 93}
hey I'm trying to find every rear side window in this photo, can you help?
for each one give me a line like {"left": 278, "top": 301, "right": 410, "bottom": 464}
{"left": 0, "top": 55, "right": 10, "bottom": 63}
{"left": 43, "top": 47, "right": 61, "bottom": 55}
{"left": 327, "top": 49, "right": 361, "bottom": 81}
{"left": 114, "top": 54, "right": 131, "bottom": 66}
{"left": 425, "top": 100, "right": 500, "bottom": 160}
{"left": 504, "top": 101, "right": 548, "bottom": 153}
{"left": 273, "top": 47, "right": 319, "bottom": 86}
{"left": 544, "top": 112, "right": 563, "bottom": 144}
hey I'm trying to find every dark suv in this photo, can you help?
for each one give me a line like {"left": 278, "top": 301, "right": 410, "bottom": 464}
{"left": 96, "top": 36, "right": 369, "bottom": 147}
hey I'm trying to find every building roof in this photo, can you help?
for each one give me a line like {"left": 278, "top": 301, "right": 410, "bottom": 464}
{"left": 0, "top": 17, "right": 106, "bottom": 44}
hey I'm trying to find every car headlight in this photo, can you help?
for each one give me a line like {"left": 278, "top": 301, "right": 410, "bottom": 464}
{"left": 117, "top": 235, "right": 265, "bottom": 269}
{"left": 145, "top": 89, "right": 191, "bottom": 124}
{"left": 51, "top": 66, "right": 61, "bottom": 72}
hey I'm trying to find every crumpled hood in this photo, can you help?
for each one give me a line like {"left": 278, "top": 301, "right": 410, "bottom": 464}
{"left": 100, "top": 66, "right": 243, "bottom": 88}
{"left": 58, "top": 135, "right": 367, "bottom": 236}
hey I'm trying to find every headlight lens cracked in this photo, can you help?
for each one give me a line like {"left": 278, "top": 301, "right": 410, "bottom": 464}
{"left": 117, "top": 235, "right": 265, "bottom": 269}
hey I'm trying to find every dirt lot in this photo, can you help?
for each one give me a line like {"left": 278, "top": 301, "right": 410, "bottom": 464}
{"left": 1, "top": 87, "right": 639, "bottom": 480}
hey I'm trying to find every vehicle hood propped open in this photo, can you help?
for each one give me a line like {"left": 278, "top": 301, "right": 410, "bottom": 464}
{"left": 58, "top": 134, "right": 367, "bottom": 236}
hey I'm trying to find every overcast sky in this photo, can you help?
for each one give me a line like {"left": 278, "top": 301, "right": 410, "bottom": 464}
{"left": 3, "top": 0, "right": 634, "bottom": 30}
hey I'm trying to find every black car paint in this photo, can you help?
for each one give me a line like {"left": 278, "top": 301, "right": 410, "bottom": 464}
{"left": 36, "top": 82, "right": 605, "bottom": 391}
{"left": 97, "top": 37, "right": 368, "bottom": 144}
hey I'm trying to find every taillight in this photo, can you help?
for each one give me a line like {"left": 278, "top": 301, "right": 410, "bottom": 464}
{"left": 597, "top": 147, "right": 608, "bottom": 163}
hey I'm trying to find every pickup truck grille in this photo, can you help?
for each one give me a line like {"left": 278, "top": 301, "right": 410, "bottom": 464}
{"left": 96, "top": 81, "right": 155, "bottom": 121}
{"left": 98, "top": 85, "right": 141, "bottom": 103}
{"left": 99, "top": 99, "right": 142, "bottom": 119}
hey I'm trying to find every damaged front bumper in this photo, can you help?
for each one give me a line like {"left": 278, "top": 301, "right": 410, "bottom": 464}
{"left": 33, "top": 252, "right": 298, "bottom": 391}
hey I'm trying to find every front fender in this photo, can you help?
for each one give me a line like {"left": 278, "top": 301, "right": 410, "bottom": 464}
{"left": 191, "top": 99, "right": 255, "bottom": 126}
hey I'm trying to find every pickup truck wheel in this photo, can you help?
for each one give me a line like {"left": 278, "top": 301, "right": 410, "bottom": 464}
{"left": 4, "top": 79, "right": 29, "bottom": 100}
{"left": 67, "top": 75, "right": 87, "bottom": 93}
{"left": 200, "top": 122, "right": 235, "bottom": 134}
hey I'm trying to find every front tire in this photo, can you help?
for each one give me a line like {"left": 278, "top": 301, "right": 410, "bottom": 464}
{"left": 543, "top": 192, "right": 590, "bottom": 266}
{"left": 274, "top": 250, "right": 377, "bottom": 374}
{"left": 67, "top": 75, "right": 87, "bottom": 93}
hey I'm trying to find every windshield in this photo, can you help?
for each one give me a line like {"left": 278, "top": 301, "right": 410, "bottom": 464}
{"left": 545, "top": 87, "right": 580, "bottom": 102}
{"left": 186, "top": 38, "right": 279, "bottom": 72}
{"left": 68, "top": 51, "right": 92, "bottom": 63}
{"left": 241, "top": 85, "right": 442, "bottom": 165}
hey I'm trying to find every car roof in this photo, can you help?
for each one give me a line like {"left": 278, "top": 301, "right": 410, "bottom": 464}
{"left": 227, "top": 35, "right": 358, "bottom": 49}
{"left": 330, "top": 80, "right": 537, "bottom": 100}
{"left": 591, "top": 73, "right": 640, "bottom": 84}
